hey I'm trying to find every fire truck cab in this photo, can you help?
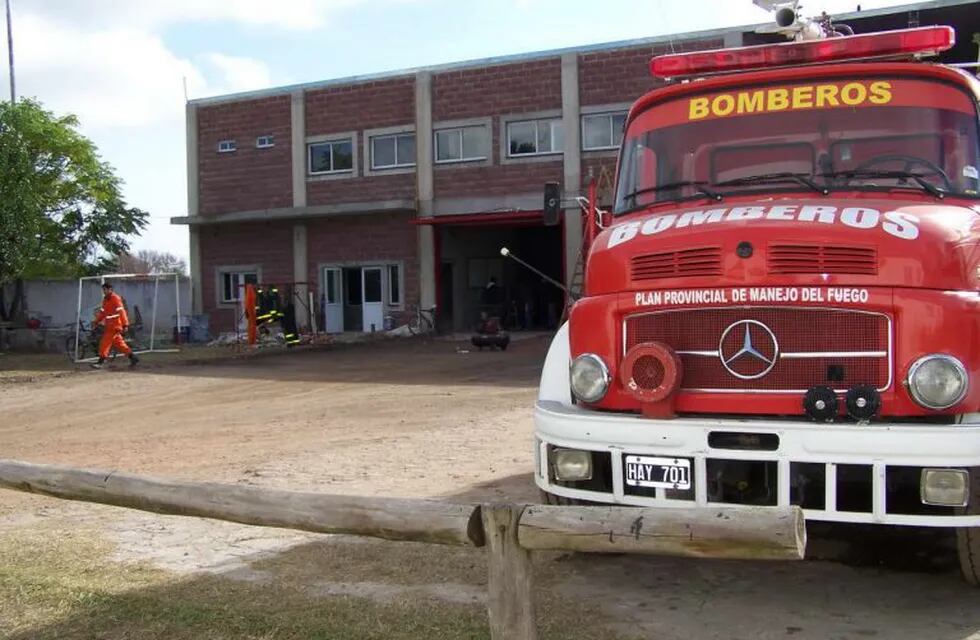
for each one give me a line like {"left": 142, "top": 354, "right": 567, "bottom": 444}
{"left": 534, "top": 24, "right": 980, "bottom": 584}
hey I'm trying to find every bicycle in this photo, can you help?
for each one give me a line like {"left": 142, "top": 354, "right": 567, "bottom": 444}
{"left": 65, "top": 318, "right": 146, "bottom": 362}
{"left": 407, "top": 304, "right": 437, "bottom": 335}
{"left": 65, "top": 320, "right": 109, "bottom": 362}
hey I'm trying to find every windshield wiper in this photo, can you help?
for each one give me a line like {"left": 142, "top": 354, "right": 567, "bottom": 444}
{"left": 820, "top": 170, "right": 945, "bottom": 199}
{"left": 621, "top": 181, "right": 723, "bottom": 206}
{"left": 713, "top": 172, "right": 829, "bottom": 195}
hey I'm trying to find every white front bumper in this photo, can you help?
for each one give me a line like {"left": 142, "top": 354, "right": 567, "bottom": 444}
{"left": 534, "top": 400, "right": 980, "bottom": 527}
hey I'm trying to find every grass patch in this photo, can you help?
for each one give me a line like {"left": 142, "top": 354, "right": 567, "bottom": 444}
{"left": 0, "top": 524, "right": 632, "bottom": 640}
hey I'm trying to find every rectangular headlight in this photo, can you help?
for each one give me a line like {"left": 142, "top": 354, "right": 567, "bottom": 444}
{"left": 920, "top": 468, "right": 969, "bottom": 507}
{"left": 552, "top": 448, "right": 593, "bottom": 481}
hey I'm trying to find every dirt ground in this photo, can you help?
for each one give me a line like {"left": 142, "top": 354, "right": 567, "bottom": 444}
{"left": 1, "top": 337, "right": 979, "bottom": 639}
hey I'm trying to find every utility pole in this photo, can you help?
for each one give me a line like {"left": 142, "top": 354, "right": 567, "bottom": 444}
{"left": 5, "top": 0, "right": 13, "bottom": 103}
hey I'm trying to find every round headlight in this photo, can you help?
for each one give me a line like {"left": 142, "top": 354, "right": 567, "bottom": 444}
{"left": 570, "top": 354, "right": 610, "bottom": 403}
{"left": 907, "top": 354, "right": 968, "bottom": 410}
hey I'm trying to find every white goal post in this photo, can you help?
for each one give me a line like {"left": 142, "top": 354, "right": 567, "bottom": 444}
{"left": 72, "top": 273, "right": 183, "bottom": 363}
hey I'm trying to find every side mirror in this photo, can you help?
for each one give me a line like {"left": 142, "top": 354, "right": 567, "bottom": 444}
{"left": 543, "top": 182, "right": 561, "bottom": 226}
{"left": 599, "top": 210, "right": 612, "bottom": 229}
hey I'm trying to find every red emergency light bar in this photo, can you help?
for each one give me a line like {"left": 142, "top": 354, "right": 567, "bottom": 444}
{"left": 650, "top": 26, "right": 955, "bottom": 80}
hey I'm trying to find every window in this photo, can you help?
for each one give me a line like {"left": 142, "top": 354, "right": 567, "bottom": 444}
{"left": 219, "top": 270, "right": 258, "bottom": 303}
{"left": 582, "top": 112, "right": 627, "bottom": 150}
{"left": 435, "top": 126, "right": 488, "bottom": 163}
{"left": 613, "top": 76, "right": 980, "bottom": 213}
{"left": 387, "top": 264, "right": 401, "bottom": 306}
{"left": 309, "top": 139, "right": 354, "bottom": 174}
{"left": 507, "top": 119, "right": 563, "bottom": 156}
{"left": 256, "top": 135, "right": 275, "bottom": 149}
{"left": 217, "top": 140, "right": 236, "bottom": 153}
{"left": 371, "top": 133, "right": 415, "bottom": 169}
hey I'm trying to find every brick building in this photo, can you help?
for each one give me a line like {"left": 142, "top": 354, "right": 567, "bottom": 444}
{"left": 173, "top": 0, "right": 978, "bottom": 333}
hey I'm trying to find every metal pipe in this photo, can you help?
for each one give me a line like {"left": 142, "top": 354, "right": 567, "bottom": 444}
{"left": 5, "top": 0, "right": 14, "bottom": 104}
{"left": 499, "top": 247, "right": 573, "bottom": 298}
{"left": 150, "top": 277, "right": 158, "bottom": 351}
{"left": 309, "top": 290, "right": 318, "bottom": 336}
{"left": 174, "top": 274, "right": 181, "bottom": 347}
{"left": 586, "top": 176, "right": 598, "bottom": 249}
{"left": 73, "top": 278, "right": 83, "bottom": 361}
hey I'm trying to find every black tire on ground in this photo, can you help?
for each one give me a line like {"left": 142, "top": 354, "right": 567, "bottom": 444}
{"left": 956, "top": 467, "right": 980, "bottom": 586}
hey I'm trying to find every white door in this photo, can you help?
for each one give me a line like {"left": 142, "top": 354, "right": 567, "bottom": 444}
{"left": 361, "top": 266, "right": 384, "bottom": 333}
{"left": 323, "top": 267, "right": 343, "bottom": 333}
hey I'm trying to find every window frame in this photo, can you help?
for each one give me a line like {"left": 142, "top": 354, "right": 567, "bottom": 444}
{"left": 306, "top": 132, "right": 358, "bottom": 180}
{"left": 370, "top": 132, "right": 416, "bottom": 171}
{"left": 307, "top": 138, "right": 355, "bottom": 176}
{"left": 255, "top": 135, "right": 275, "bottom": 149}
{"left": 581, "top": 110, "right": 627, "bottom": 151}
{"left": 216, "top": 266, "right": 261, "bottom": 306}
{"left": 386, "top": 263, "right": 403, "bottom": 307}
{"left": 506, "top": 118, "right": 563, "bottom": 157}
{"left": 217, "top": 139, "right": 237, "bottom": 154}
{"left": 434, "top": 125, "right": 489, "bottom": 164}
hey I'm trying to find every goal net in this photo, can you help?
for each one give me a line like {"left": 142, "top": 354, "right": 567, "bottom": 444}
{"left": 71, "top": 273, "right": 183, "bottom": 362}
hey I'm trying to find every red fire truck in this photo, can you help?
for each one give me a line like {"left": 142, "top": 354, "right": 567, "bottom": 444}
{"left": 534, "top": 20, "right": 980, "bottom": 584}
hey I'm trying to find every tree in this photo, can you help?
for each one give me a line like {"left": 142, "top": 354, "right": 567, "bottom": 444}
{"left": 0, "top": 99, "right": 148, "bottom": 305}
{"left": 117, "top": 250, "right": 187, "bottom": 276}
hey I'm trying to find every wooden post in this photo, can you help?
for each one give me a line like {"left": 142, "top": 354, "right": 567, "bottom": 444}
{"left": 518, "top": 504, "right": 805, "bottom": 560}
{"left": 482, "top": 503, "right": 537, "bottom": 640}
{"left": 0, "top": 459, "right": 485, "bottom": 547}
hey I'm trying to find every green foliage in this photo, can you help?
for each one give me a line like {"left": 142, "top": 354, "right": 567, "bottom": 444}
{"left": 0, "top": 98, "right": 147, "bottom": 282}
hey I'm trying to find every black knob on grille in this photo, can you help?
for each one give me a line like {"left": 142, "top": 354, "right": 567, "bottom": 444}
{"left": 846, "top": 385, "right": 881, "bottom": 422}
{"left": 803, "top": 386, "right": 838, "bottom": 422}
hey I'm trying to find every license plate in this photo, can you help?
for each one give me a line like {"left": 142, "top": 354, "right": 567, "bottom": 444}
{"left": 624, "top": 455, "right": 692, "bottom": 490}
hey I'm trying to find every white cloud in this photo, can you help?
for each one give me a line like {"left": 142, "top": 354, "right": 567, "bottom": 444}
{"left": 0, "top": 5, "right": 292, "bottom": 261}
{"left": 201, "top": 53, "right": 273, "bottom": 97}
{"left": 8, "top": 15, "right": 196, "bottom": 128}
{"left": 2, "top": 13, "right": 276, "bottom": 130}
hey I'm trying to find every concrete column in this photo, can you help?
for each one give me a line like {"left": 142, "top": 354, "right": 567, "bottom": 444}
{"left": 293, "top": 223, "right": 309, "bottom": 329}
{"left": 415, "top": 71, "right": 436, "bottom": 310}
{"left": 185, "top": 103, "right": 203, "bottom": 314}
{"left": 186, "top": 103, "right": 199, "bottom": 218}
{"left": 560, "top": 53, "right": 583, "bottom": 289}
{"left": 188, "top": 227, "right": 202, "bottom": 314}
{"left": 291, "top": 89, "right": 307, "bottom": 208}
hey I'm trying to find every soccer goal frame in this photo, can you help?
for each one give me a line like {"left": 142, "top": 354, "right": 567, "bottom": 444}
{"left": 72, "top": 273, "right": 183, "bottom": 363}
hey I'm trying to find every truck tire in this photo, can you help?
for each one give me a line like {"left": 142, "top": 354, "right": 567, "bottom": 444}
{"left": 957, "top": 468, "right": 980, "bottom": 586}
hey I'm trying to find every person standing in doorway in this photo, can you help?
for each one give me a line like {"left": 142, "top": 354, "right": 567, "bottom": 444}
{"left": 91, "top": 281, "right": 138, "bottom": 369}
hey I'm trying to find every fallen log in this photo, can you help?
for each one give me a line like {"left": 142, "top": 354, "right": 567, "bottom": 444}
{"left": 0, "top": 459, "right": 485, "bottom": 547}
{"left": 517, "top": 504, "right": 805, "bottom": 560}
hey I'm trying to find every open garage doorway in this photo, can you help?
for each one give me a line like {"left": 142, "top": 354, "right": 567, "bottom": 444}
{"left": 438, "top": 220, "right": 563, "bottom": 333}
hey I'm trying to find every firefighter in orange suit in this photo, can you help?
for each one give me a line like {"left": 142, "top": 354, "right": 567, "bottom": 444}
{"left": 91, "top": 281, "right": 139, "bottom": 369}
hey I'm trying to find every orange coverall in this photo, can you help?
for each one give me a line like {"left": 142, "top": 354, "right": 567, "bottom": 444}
{"left": 94, "top": 292, "right": 133, "bottom": 358}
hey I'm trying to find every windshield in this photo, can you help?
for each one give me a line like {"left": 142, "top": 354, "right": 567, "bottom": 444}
{"left": 615, "top": 76, "right": 980, "bottom": 214}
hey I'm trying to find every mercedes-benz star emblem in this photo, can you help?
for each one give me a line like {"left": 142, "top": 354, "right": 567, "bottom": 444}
{"left": 718, "top": 320, "right": 779, "bottom": 380}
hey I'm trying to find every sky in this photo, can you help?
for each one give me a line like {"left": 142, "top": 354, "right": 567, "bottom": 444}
{"left": 1, "top": 0, "right": 913, "bottom": 262}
